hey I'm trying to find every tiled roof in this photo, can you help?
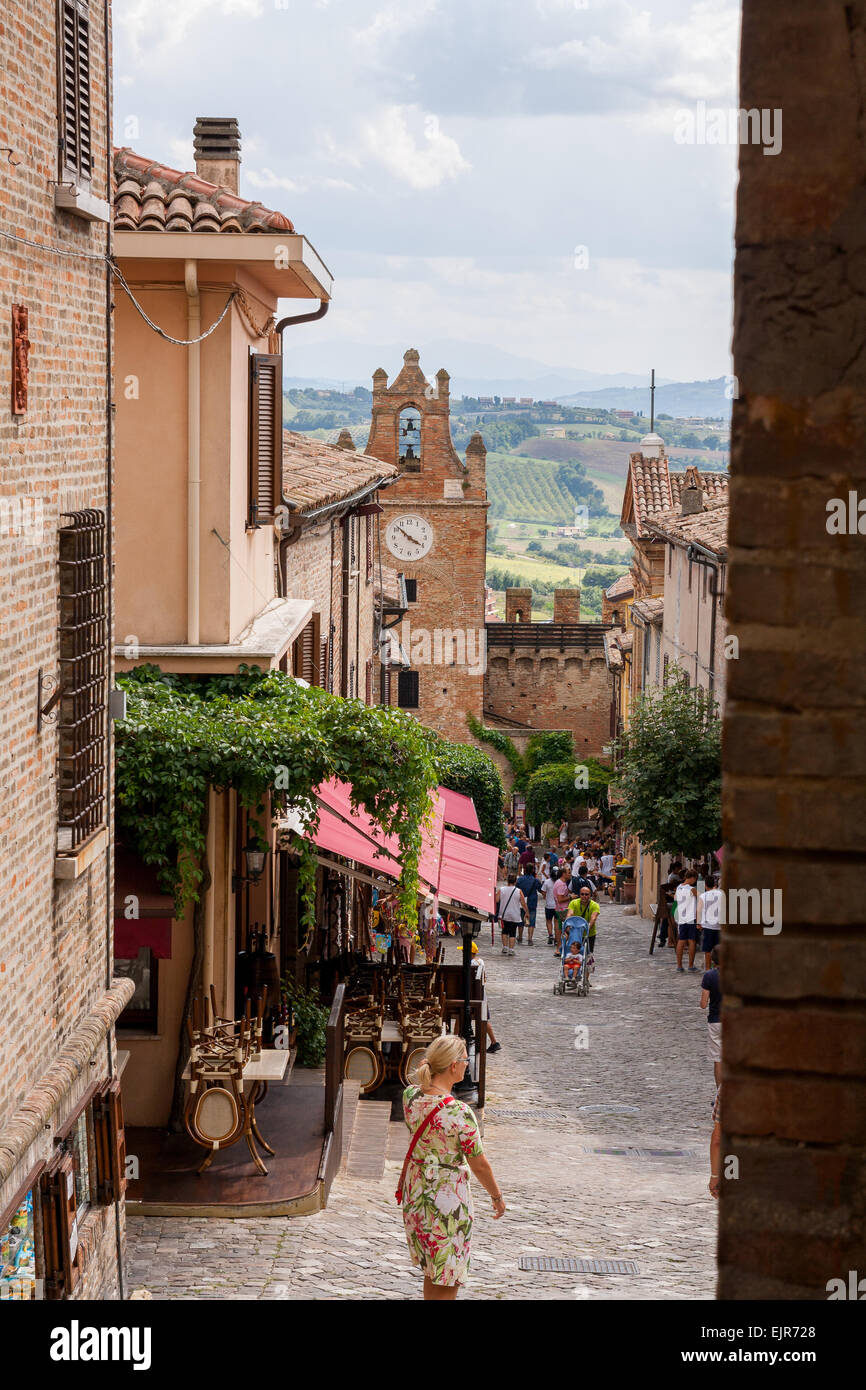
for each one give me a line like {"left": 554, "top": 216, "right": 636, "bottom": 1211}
{"left": 113, "top": 148, "right": 294, "bottom": 233}
{"left": 669, "top": 470, "right": 729, "bottom": 507}
{"left": 604, "top": 573, "right": 634, "bottom": 601}
{"left": 631, "top": 596, "right": 665, "bottom": 625}
{"left": 281, "top": 431, "right": 397, "bottom": 514}
{"left": 619, "top": 631, "right": 633, "bottom": 652}
{"left": 603, "top": 631, "right": 623, "bottom": 672}
{"left": 622, "top": 450, "right": 729, "bottom": 538}
{"left": 644, "top": 495, "right": 728, "bottom": 559}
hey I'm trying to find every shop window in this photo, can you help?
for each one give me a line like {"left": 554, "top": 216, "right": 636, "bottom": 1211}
{"left": 0, "top": 1184, "right": 39, "bottom": 1301}
{"left": 115, "top": 946, "right": 158, "bottom": 1032}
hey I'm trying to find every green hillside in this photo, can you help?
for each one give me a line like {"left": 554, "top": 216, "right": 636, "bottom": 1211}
{"left": 486, "top": 450, "right": 582, "bottom": 523}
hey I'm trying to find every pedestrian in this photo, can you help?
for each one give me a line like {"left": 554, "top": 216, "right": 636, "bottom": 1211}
{"left": 541, "top": 861, "right": 559, "bottom": 945}
{"left": 399, "top": 1035, "right": 506, "bottom": 1300}
{"left": 559, "top": 819, "right": 568, "bottom": 846}
{"left": 698, "top": 873, "right": 723, "bottom": 969}
{"left": 471, "top": 941, "right": 501, "bottom": 1053}
{"left": 495, "top": 873, "right": 526, "bottom": 956}
{"left": 570, "top": 859, "right": 595, "bottom": 896}
{"left": 518, "top": 841, "right": 536, "bottom": 870}
{"left": 552, "top": 864, "right": 572, "bottom": 949}
{"left": 701, "top": 946, "right": 722, "bottom": 1086}
{"left": 516, "top": 860, "right": 541, "bottom": 944}
{"left": 675, "top": 868, "right": 700, "bottom": 972}
{"left": 503, "top": 842, "right": 520, "bottom": 876}
{"left": 708, "top": 1085, "right": 721, "bottom": 1200}
{"left": 660, "top": 862, "right": 683, "bottom": 948}
{"left": 569, "top": 883, "right": 601, "bottom": 959}
{"left": 600, "top": 848, "right": 616, "bottom": 899}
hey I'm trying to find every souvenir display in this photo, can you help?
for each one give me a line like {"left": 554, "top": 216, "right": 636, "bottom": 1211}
{"left": 0, "top": 1189, "right": 37, "bottom": 1299}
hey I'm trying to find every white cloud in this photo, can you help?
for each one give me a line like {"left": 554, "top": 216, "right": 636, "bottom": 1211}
{"left": 362, "top": 105, "right": 470, "bottom": 190}
{"left": 117, "top": 0, "right": 263, "bottom": 60}
{"left": 246, "top": 168, "right": 304, "bottom": 193}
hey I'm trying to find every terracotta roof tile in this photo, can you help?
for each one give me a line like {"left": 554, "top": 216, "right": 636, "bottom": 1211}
{"left": 644, "top": 495, "right": 728, "bottom": 558}
{"left": 631, "top": 596, "right": 665, "bottom": 625}
{"left": 604, "top": 573, "right": 634, "bottom": 600}
{"left": 669, "top": 470, "right": 729, "bottom": 506}
{"left": 282, "top": 431, "right": 397, "bottom": 514}
{"left": 113, "top": 148, "right": 294, "bottom": 234}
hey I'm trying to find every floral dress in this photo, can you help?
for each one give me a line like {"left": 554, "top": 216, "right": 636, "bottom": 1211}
{"left": 401, "top": 1085, "right": 483, "bottom": 1287}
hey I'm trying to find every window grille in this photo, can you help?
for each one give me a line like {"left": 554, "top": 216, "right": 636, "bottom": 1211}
{"left": 57, "top": 510, "right": 107, "bottom": 850}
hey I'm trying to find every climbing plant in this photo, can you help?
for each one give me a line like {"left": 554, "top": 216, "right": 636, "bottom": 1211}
{"left": 466, "top": 714, "right": 528, "bottom": 789}
{"left": 433, "top": 737, "right": 506, "bottom": 849}
{"left": 115, "top": 664, "right": 442, "bottom": 934}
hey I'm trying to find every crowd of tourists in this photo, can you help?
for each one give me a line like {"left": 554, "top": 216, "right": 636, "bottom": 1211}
{"left": 495, "top": 821, "right": 617, "bottom": 959}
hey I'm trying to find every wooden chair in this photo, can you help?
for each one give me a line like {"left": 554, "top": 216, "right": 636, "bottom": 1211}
{"left": 183, "top": 992, "right": 269, "bottom": 1175}
{"left": 343, "top": 1000, "right": 385, "bottom": 1095}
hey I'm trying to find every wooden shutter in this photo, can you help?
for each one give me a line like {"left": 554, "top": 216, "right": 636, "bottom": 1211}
{"left": 41, "top": 1153, "right": 81, "bottom": 1299}
{"left": 365, "top": 658, "right": 372, "bottom": 705}
{"left": 93, "top": 1078, "right": 126, "bottom": 1205}
{"left": 365, "top": 517, "right": 373, "bottom": 581}
{"left": 320, "top": 635, "right": 330, "bottom": 692}
{"left": 249, "top": 353, "right": 283, "bottom": 526}
{"left": 293, "top": 614, "right": 320, "bottom": 684}
{"left": 58, "top": 1, "right": 93, "bottom": 182}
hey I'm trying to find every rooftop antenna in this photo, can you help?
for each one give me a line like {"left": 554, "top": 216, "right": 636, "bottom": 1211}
{"left": 650, "top": 368, "right": 656, "bottom": 433}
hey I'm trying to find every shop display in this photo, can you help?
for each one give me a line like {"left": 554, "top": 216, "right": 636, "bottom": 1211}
{"left": 0, "top": 1190, "right": 37, "bottom": 1299}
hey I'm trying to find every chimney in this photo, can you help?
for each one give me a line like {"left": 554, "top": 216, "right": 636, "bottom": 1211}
{"left": 193, "top": 118, "right": 241, "bottom": 193}
{"left": 680, "top": 464, "right": 704, "bottom": 516}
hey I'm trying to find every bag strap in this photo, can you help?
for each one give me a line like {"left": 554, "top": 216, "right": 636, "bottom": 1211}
{"left": 395, "top": 1096, "right": 452, "bottom": 1205}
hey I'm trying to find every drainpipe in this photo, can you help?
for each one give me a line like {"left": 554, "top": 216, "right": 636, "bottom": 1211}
{"left": 686, "top": 541, "right": 722, "bottom": 699}
{"left": 185, "top": 260, "right": 201, "bottom": 645}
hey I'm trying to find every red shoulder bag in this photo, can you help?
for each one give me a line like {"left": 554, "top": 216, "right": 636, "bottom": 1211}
{"left": 395, "top": 1096, "right": 453, "bottom": 1205}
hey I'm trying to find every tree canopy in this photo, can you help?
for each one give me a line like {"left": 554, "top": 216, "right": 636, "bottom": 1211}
{"left": 612, "top": 670, "right": 721, "bottom": 858}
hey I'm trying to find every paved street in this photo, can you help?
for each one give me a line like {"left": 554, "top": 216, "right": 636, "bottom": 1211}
{"left": 127, "top": 901, "right": 718, "bottom": 1300}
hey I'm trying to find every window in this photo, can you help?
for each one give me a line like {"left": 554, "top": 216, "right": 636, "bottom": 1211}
{"left": 70, "top": 1113, "right": 93, "bottom": 1222}
{"left": 115, "top": 947, "right": 158, "bottom": 1032}
{"left": 397, "top": 670, "right": 419, "bottom": 708}
{"left": 292, "top": 613, "right": 322, "bottom": 686}
{"left": 321, "top": 635, "right": 331, "bottom": 693}
{"left": 58, "top": 1, "right": 92, "bottom": 185}
{"left": 57, "top": 511, "right": 107, "bottom": 852}
{"left": 404, "top": 577, "right": 418, "bottom": 603}
{"left": 0, "top": 1185, "right": 38, "bottom": 1301}
{"left": 248, "top": 353, "right": 282, "bottom": 526}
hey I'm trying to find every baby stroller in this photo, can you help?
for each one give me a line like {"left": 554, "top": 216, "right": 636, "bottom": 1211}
{"left": 554, "top": 915, "right": 592, "bottom": 997}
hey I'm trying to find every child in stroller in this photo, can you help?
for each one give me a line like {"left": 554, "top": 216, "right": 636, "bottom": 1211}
{"left": 554, "top": 915, "right": 591, "bottom": 996}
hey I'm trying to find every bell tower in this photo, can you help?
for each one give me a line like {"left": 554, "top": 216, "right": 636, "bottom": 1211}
{"left": 366, "top": 348, "right": 488, "bottom": 739}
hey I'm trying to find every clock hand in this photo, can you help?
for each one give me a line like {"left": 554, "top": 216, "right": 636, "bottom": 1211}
{"left": 396, "top": 526, "right": 423, "bottom": 547}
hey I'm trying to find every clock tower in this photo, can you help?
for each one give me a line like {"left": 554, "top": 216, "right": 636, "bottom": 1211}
{"left": 366, "top": 348, "right": 488, "bottom": 740}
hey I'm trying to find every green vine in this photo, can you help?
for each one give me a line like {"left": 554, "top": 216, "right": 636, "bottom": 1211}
{"left": 466, "top": 714, "right": 527, "bottom": 789}
{"left": 115, "top": 664, "right": 441, "bottom": 930}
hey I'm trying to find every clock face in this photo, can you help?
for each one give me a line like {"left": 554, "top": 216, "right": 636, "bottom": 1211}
{"left": 385, "top": 513, "right": 434, "bottom": 561}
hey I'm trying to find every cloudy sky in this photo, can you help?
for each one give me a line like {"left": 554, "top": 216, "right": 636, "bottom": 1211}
{"left": 114, "top": 0, "right": 740, "bottom": 384}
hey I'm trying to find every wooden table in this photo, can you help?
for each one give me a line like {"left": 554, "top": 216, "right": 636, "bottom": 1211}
{"left": 182, "top": 1049, "right": 290, "bottom": 1175}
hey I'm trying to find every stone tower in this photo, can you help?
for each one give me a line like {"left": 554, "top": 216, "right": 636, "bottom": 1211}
{"left": 366, "top": 349, "right": 488, "bottom": 739}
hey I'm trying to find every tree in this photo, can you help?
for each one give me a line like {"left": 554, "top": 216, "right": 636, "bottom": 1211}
{"left": 525, "top": 757, "right": 612, "bottom": 827}
{"left": 612, "top": 669, "right": 721, "bottom": 858}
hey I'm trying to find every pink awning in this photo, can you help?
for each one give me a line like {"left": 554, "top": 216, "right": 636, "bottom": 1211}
{"left": 438, "top": 829, "right": 499, "bottom": 917}
{"left": 303, "top": 779, "right": 497, "bottom": 915}
{"left": 440, "top": 787, "right": 481, "bottom": 836}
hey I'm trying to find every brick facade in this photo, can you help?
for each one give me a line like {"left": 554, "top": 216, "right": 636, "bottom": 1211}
{"left": 0, "top": 0, "right": 131, "bottom": 1300}
{"left": 720, "top": 0, "right": 866, "bottom": 1298}
{"left": 366, "top": 350, "right": 487, "bottom": 739}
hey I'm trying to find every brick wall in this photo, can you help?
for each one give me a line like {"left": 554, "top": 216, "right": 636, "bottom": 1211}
{"left": 484, "top": 649, "right": 612, "bottom": 757}
{"left": 720, "top": 0, "right": 866, "bottom": 1298}
{"left": 367, "top": 351, "right": 487, "bottom": 738}
{"left": 0, "top": 0, "right": 125, "bottom": 1300}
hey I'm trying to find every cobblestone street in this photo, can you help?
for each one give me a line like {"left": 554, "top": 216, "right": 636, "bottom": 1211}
{"left": 127, "top": 901, "right": 718, "bottom": 1300}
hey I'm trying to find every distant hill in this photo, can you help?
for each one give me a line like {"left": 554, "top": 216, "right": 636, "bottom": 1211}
{"left": 557, "top": 377, "right": 733, "bottom": 419}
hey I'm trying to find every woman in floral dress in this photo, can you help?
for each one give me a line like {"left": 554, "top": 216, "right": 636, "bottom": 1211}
{"left": 401, "top": 1034, "right": 506, "bottom": 1299}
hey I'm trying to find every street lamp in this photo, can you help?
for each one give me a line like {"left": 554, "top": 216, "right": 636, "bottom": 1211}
{"left": 232, "top": 839, "right": 269, "bottom": 893}
{"left": 453, "top": 915, "right": 482, "bottom": 1102}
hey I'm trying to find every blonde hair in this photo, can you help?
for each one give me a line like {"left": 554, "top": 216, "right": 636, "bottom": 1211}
{"left": 412, "top": 1033, "right": 465, "bottom": 1088}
